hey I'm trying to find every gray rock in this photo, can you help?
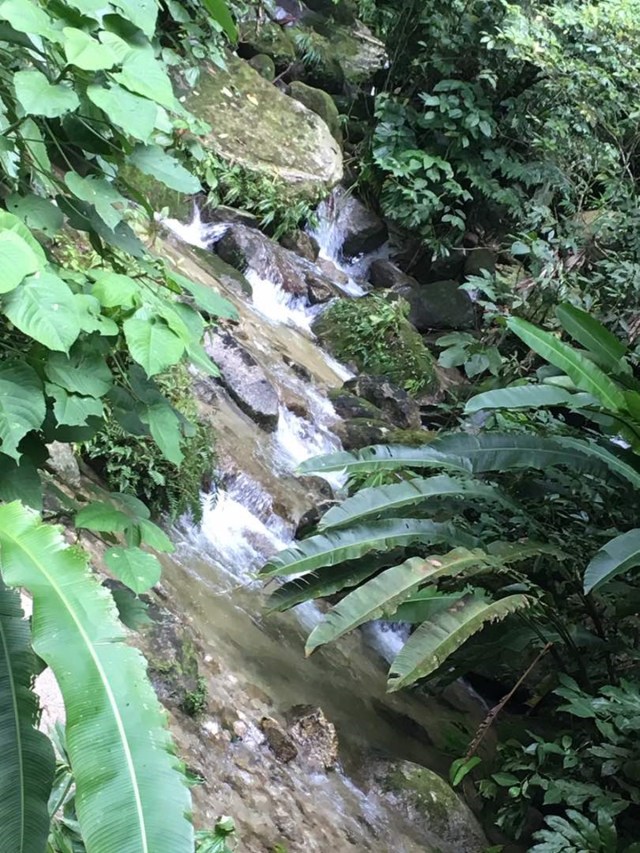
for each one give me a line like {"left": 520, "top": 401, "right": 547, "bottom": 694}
{"left": 280, "top": 230, "right": 319, "bottom": 262}
{"left": 369, "top": 258, "right": 415, "bottom": 290}
{"left": 336, "top": 192, "right": 388, "bottom": 257}
{"left": 206, "top": 331, "right": 279, "bottom": 430}
{"left": 46, "top": 441, "right": 81, "bottom": 489}
{"left": 345, "top": 375, "right": 421, "bottom": 429}
{"left": 464, "top": 247, "right": 496, "bottom": 278}
{"left": 287, "top": 705, "right": 339, "bottom": 770}
{"left": 217, "top": 224, "right": 307, "bottom": 297}
{"left": 401, "top": 280, "right": 476, "bottom": 331}
{"left": 248, "top": 53, "right": 276, "bottom": 81}
{"left": 332, "top": 417, "right": 391, "bottom": 450}
{"left": 260, "top": 716, "right": 298, "bottom": 763}
{"left": 375, "top": 759, "right": 488, "bottom": 853}
{"left": 329, "top": 387, "right": 387, "bottom": 421}
{"left": 203, "top": 204, "right": 260, "bottom": 230}
{"left": 175, "top": 54, "right": 342, "bottom": 201}
{"left": 288, "top": 80, "right": 342, "bottom": 143}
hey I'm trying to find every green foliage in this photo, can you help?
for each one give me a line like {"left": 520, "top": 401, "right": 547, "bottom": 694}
{"left": 201, "top": 153, "right": 317, "bottom": 239}
{"left": 314, "top": 294, "right": 437, "bottom": 395}
{"left": 195, "top": 817, "right": 237, "bottom": 853}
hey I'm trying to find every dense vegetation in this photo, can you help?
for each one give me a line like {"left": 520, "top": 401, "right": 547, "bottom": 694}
{"left": 262, "top": 0, "right": 640, "bottom": 849}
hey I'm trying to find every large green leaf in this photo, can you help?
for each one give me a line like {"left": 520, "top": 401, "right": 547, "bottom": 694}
{"left": 65, "top": 172, "right": 128, "bottom": 232}
{"left": 298, "top": 444, "right": 471, "bottom": 476}
{"left": 0, "top": 230, "right": 42, "bottom": 293}
{"left": 202, "top": 0, "right": 237, "bottom": 41}
{"left": 387, "top": 593, "right": 531, "bottom": 691}
{"left": 0, "top": 580, "right": 55, "bottom": 853}
{"left": 508, "top": 317, "right": 627, "bottom": 412}
{"left": 305, "top": 556, "right": 477, "bottom": 654}
{"left": 318, "top": 475, "right": 508, "bottom": 531}
{"left": 5, "top": 193, "right": 64, "bottom": 237}
{"left": 111, "top": 0, "right": 158, "bottom": 36}
{"left": 3, "top": 272, "right": 81, "bottom": 352}
{"left": 0, "top": 361, "right": 45, "bottom": 460}
{"left": 0, "top": 211, "right": 46, "bottom": 262}
{"left": 46, "top": 385, "right": 104, "bottom": 427}
{"left": 14, "top": 70, "right": 79, "bottom": 118}
{"left": 114, "top": 56, "right": 176, "bottom": 110}
{"left": 556, "top": 437, "right": 640, "bottom": 489}
{"left": 260, "top": 519, "right": 473, "bottom": 579}
{"left": 584, "top": 529, "right": 640, "bottom": 594}
{"left": 129, "top": 145, "right": 200, "bottom": 193}
{"left": 45, "top": 348, "right": 113, "bottom": 398}
{"left": 393, "top": 589, "right": 466, "bottom": 623}
{"left": 90, "top": 271, "right": 140, "bottom": 309}
{"left": 75, "top": 501, "right": 131, "bottom": 533}
{"left": 142, "top": 400, "right": 183, "bottom": 465}
{"left": 123, "top": 313, "right": 185, "bottom": 376}
{"left": 104, "top": 547, "right": 162, "bottom": 594}
{"left": 465, "top": 384, "right": 595, "bottom": 414}
{"left": 87, "top": 84, "right": 157, "bottom": 142}
{"left": 0, "top": 0, "right": 57, "bottom": 39}
{"left": 168, "top": 270, "right": 238, "bottom": 320}
{"left": 0, "top": 455, "right": 42, "bottom": 509}
{"left": 555, "top": 303, "right": 627, "bottom": 372}
{"left": 63, "top": 27, "right": 117, "bottom": 70}
{"left": 267, "top": 554, "right": 396, "bottom": 613}
{"left": 0, "top": 503, "right": 194, "bottom": 853}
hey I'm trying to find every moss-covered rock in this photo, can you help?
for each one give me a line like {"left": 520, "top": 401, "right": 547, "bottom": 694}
{"left": 174, "top": 54, "right": 342, "bottom": 201}
{"left": 239, "top": 21, "right": 297, "bottom": 70}
{"left": 313, "top": 294, "right": 439, "bottom": 397}
{"left": 381, "top": 761, "right": 487, "bottom": 853}
{"left": 289, "top": 80, "right": 342, "bottom": 143}
{"left": 293, "top": 23, "right": 386, "bottom": 92}
{"left": 119, "top": 163, "right": 192, "bottom": 220}
{"left": 248, "top": 53, "right": 276, "bottom": 81}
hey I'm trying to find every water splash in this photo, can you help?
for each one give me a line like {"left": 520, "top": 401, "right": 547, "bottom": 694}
{"left": 162, "top": 205, "right": 228, "bottom": 248}
{"left": 361, "top": 621, "right": 411, "bottom": 665}
{"left": 244, "top": 268, "right": 323, "bottom": 332}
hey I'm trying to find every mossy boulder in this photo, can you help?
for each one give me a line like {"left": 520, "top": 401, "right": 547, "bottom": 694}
{"left": 289, "top": 80, "right": 342, "bottom": 143}
{"left": 303, "top": 0, "right": 358, "bottom": 24}
{"left": 239, "top": 21, "right": 297, "bottom": 70}
{"left": 119, "top": 163, "right": 192, "bottom": 220}
{"left": 174, "top": 54, "right": 342, "bottom": 201}
{"left": 294, "top": 23, "right": 386, "bottom": 92}
{"left": 313, "top": 294, "right": 439, "bottom": 397}
{"left": 381, "top": 761, "right": 487, "bottom": 853}
{"left": 248, "top": 53, "right": 276, "bottom": 81}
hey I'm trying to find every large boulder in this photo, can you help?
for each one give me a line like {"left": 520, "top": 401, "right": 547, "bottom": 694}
{"left": 216, "top": 223, "right": 340, "bottom": 303}
{"left": 289, "top": 80, "right": 342, "bottom": 143}
{"left": 293, "top": 23, "right": 386, "bottom": 92}
{"left": 334, "top": 190, "right": 388, "bottom": 257}
{"left": 238, "top": 21, "right": 297, "bottom": 71}
{"left": 397, "top": 280, "right": 476, "bottom": 331}
{"left": 175, "top": 55, "right": 342, "bottom": 201}
{"left": 369, "top": 258, "right": 415, "bottom": 290}
{"left": 375, "top": 760, "right": 488, "bottom": 853}
{"left": 345, "top": 375, "right": 421, "bottom": 430}
{"left": 205, "top": 331, "right": 279, "bottom": 430}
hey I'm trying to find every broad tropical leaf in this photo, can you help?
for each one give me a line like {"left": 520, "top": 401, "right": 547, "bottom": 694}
{"left": 507, "top": 317, "right": 626, "bottom": 412}
{"left": 0, "top": 580, "right": 55, "bottom": 853}
{"left": 465, "top": 384, "right": 595, "bottom": 414}
{"left": 556, "top": 438, "right": 640, "bottom": 489}
{"left": 394, "top": 589, "right": 466, "bottom": 623}
{"left": 584, "top": 528, "right": 640, "bottom": 594}
{"left": 298, "top": 444, "right": 471, "bottom": 476}
{"left": 129, "top": 145, "right": 200, "bottom": 193}
{"left": 267, "top": 554, "right": 396, "bottom": 613}
{"left": 260, "top": 519, "right": 474, "bottom": 578}
{"left": 304, "top": 550, "right": 500, "bottom": 654}
{"left": 104, "top": 547, "right": 162, "bottom": 594}
{"left": 0, "top": 503, "right": 194, "bottom": 853}
{"left": 387, "top": 593, "right": 531, "bottom": 691}
{"left": 202, "top": 0, "right": 238, "bottom": 40}
{"left": 167, "top": 270, "right": 238, "bottom": 320}
{"left": 14, "top": 70, "right": 79, "bottom": 118}
{"left": 123, "top": 313, "right": 185, "bottom": 376}
{"left": 3, "top": 272, "right": 81, "bottom": 352}
{"left": 0, "top": 229, "right": 42, "bottom": 292}
{"left": 555, "top": 303, "right": 627, "bottom": 372}
{"left": 87, "top": 84, "right": 157, "bottom": 142}
{"left": 318, "top": 475, "right": 509, "bottom": 531}
{"left": 0, "top": 361, "right": 45, "bottom": 460}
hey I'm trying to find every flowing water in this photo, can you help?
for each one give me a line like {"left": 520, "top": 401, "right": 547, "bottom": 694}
{"left": 131, "top": 205, "right": 487, "bottom": 851}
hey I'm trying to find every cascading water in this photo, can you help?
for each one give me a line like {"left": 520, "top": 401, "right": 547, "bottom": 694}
{"left": 155, "top": 203, "right": 485, "bottom": 852}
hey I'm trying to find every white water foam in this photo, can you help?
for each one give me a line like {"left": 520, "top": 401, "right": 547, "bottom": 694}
{"left": 361, "top": 621, "right": 411, "bottom": 665}
{"left": 162, "top": 205, "right": 229, "bottom": 248}
{"left": 245, "top": 268, "right": 322, "bottom": 332}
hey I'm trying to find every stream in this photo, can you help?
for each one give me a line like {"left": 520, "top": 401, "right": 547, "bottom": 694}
{"left": 139, "top": 197, "right": 488, "bottom": 851}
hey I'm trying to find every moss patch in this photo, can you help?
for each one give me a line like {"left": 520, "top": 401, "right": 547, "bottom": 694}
{"left": 314, "top": 294, "right": 438, "bottom": 396}
{"left": 289, "top": 81, "right": 342, "bottom": 143}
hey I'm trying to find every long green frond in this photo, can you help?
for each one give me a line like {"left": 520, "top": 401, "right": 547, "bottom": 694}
{"left": 0, "top": 502, "right": 193, "bottom": 853}
{"left": 0, "top": 580, "right": 55, "bottom": 853}
{"left": 584, "top": 528, "right": 640, "bottom": 594}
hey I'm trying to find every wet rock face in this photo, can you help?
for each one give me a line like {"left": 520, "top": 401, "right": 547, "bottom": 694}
{"left": 397, "top": 279, "right": 476, "bottom": 332}
{"left": 217, "top": 223, "right": 341, "bottom": 303}
{"left": 372, "top": 759, "right": 488, "bottom": 853}
{"left": 260, "top": 716, "right": 299, "bottom": 763}
{"left": 176, "top": 54, "right": 342, "bottom": 200}
{"left": 205, "top": 330, "right": 280, "bottom": 431}
{"left": 287, "top": 706, "right": 339, "bottom": 770}
{"left": 280, "top": 230, "right": 320, "bottom": 262}
{"left": 369, "top": 258, "right": 415, "bottom": 290}
{"left": 336, "top": 193, "right": 388, "bottom": 258}
{"left": 345, "top": 374, "right": 422, "bottom": 430}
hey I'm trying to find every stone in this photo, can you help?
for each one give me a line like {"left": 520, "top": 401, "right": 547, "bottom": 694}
{"left": 289, "top": 81, "right": 342, "bottom": 143}
{"left": 329, "top": 387, "right": 386, "bottom": 421}
{"left": 345, "top": 374, "right": 422, "bottom": 429}
{"left": 248, "top": 53, "right": 276, "bottom": 81}
{"left": 188, "top": 244, "right": 253, "bottom": 297}
{"left": 334, "top": 190, "right": 388, "bottom": 257}
{"left": 260, "top": 716, "right": 298, "bottom": 763}
{"left": 287, "top": 705, "right": 339, "bottom": 770}
{"left": 280, "top": 229, "right": 319, "bottom": 262}
{"left": 46, "top": 441, "right": 81, "bottom": 489}
{"left": 369, "top": 258, "right": 415, "bottom": 290}
{"left": 316, "top": 256, "right": 349, "bottom": 286}
{"left": 295, "top": 501, "right": 334, "bottom": 537}
{"left": 201, "top": 203, "right": 260, "bottom": 230}
{"left": 216, "top": 224, "right": 307, "bottom": 296}
{"left": 403, "top": 280, "right": 476, "bottom": 331}
{"left": 378, "top": 760, "right": 488, "bottom": 853}
{"left": 293, "top": 23, "right": 386, "bottom": 92}
{"left": 175, "top": 54, "right": 342, "bottom": 201}
{"left": 464, "top": 247, "right": 496, "bottom": 278}
{"left": 205, "top": 330, "right": 280, "bottom": 430}
{"left": 332, "top": 417, "right": 391, "bottom": 450}
{"left": 238, "top": 21, "right": 297, "bottom": 70}
{"left": 303, "top": 0, "right": 357, "bottom": 24}
{"left": 305, "top": 269, "right": 337, "bottom": 304}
